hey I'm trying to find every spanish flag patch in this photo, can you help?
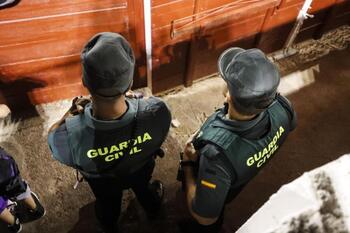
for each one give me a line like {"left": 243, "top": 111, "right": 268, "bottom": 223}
{"left": 201, "top": 180, "right": 216, "bottom": 189}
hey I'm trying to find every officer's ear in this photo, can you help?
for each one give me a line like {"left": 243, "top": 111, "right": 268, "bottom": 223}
{"left": 222, "top": 84, "right": 228, "bottom": 98}
{"left": 225, "top": 90, "right": 232, "bottom": 105}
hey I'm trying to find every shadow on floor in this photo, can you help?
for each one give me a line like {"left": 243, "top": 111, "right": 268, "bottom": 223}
{"left": 67, "top": 202, "right": 99, "bottom": 233}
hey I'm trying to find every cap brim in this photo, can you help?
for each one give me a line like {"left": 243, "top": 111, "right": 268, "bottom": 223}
{"left": 218, "top": 47, "right": 245, "bottom": 81}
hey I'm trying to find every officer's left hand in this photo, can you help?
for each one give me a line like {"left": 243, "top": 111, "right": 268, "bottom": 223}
{"left": 69, "top": 96, "right": 91, "bottom": 115}
{"left": 184, "top": 131, "right": 199, "bottom": 161}
{"left": 126, "top": 90, "right": 144, "bottom": 99}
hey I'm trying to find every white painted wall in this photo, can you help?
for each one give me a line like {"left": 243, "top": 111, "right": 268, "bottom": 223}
{"left": 237, "top": 155, "right": 350, "bottom": 233}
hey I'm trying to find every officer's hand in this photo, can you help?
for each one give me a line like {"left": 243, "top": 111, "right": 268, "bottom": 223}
{"left": 126, "top": 90, "right": 144, "bottom": 99}
{"left": 69, "top": 96, "right": 91, "bottom": 115}
{"left": 184, "top": 131, "right": 199, "bottom": 161}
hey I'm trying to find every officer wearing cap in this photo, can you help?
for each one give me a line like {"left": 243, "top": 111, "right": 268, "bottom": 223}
{"left": 180, "top": 47, "right": 297, "bottom": 232}
{"left": 47, "top": 32, "right": 171, "bottom": 233}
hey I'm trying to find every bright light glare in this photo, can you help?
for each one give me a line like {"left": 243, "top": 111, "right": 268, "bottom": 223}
{"left": 278, "top": 65, "right": 318, "bottom": 96}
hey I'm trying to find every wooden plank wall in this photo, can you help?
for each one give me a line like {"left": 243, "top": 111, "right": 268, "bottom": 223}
{"left": 151, "top": 0, "right": 195, "bottom": 93}
{"left": 0, "top": 0, "right": 349, "bottom": 107}
{"left": 0, "top": 0, "right": 146, "bottom": 109}
{"left": 151, "top": 0, "right": 350, "bottom": 93}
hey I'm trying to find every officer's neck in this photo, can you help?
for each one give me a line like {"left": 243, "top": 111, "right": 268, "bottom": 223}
{"left": 92, "top": 96, "right": 128, "bottom": 121}
{"left": 228, "top": 105, "right": 256, "bottom": 121}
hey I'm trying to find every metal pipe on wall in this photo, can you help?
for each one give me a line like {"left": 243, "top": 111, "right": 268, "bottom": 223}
{"left": 143, "top": 0, "right": 153, "bottom": 92}
{"left": 284, "top": 0, "right": 314, "bottom": 48}
{"left": 271, "top": 0, "right": 314, "bottom": 60}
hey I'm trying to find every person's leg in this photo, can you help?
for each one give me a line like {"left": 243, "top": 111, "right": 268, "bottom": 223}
{"left": 0, "top": 208, "right": 15, "bottom": 225}
{"left": 15, "top": 182, "right": 45, "bottom": 221}
{"left": 129, "top": 160, "right": 164, "bottom": 216}
{"left": 22, "top": 197, "right": 35, "bottom": 210}
{"left": 0, "top": 201, "right": 21, "bottom": 233}
{"left": 86, "top": 178, "right": 123, "bottom": 233}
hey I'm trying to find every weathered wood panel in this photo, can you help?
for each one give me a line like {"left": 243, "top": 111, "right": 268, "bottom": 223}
{"left": 310, "top": 0, "right": 350, "bottom": 39}
{"left": 151, "top": 0, "right": 281, "bottom": 92}
{"left": 255, "top": 1, "right": 303, "bottom": 53}
{"left": 152, "top": 0, "right": 350, "bottom": 93}
{"left": 0, "top": 0, "right": 349, "bottom": 107}
{"left": 0, "top": 0, "right": 146, "bottom": 108}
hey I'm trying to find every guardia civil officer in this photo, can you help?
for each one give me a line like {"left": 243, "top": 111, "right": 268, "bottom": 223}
{"left": 180, "top": 48, "right": 297, "bottom": 232}
{"left": 48, "top": 32, "right": 171, "bottom": 233}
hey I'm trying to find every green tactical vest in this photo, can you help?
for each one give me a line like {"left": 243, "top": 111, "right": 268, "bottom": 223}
{"left": 65, "top": 99, "right": 163, "bottom": 178}
{"left": 193, "top": 101, "right": 291, "bottom": 188}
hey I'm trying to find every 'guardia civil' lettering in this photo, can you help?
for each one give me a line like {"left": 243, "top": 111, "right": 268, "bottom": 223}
{"left": 86, "top": 132, "right": 153, "bottom": 162}
{"left": 246, "top": 126, "right": 285, "bottom": 168}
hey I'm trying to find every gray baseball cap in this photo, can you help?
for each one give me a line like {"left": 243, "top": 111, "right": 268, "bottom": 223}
{"left": 81, "top": 32, "right": 135, "bottom": 97}
{"left": 218, "top": 47, "right": 280, "bottom": 114}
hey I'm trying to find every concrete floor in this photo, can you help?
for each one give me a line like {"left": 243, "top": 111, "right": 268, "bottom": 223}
{"left": 0, "top": 31, "right": 349, "bottom": 232}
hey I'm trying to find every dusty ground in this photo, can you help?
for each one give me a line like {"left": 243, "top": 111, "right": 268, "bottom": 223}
{"left": 0, "top": 26, "right": 349, "bottom": 233}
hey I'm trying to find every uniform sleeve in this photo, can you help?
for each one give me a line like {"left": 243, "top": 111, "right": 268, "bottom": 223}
{"left": 277, "top": 94, "right": 297, "bottom": 131}
{"left": 192, "top": 145, "right": 232, "bottom": 218}
{"left": 146, "top": 97, "right": 172, "bottom": 142}
{"left": 47, "top": 124, "right": 74, "bottom": 167}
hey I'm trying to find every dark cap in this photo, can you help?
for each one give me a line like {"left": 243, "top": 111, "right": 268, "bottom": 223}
{"left": 81, "top": 32, "right": 135, "bottom": 97}
{"left": 218, "top": 47, "right": 280, "bottom": 114}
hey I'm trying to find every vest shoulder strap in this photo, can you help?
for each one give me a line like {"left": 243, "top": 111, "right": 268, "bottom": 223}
{"left": 135, "top": 98, "right": 164, "bottom": 119}
{"left": 199, "top": 126, "right": 239, "bottom": 151}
